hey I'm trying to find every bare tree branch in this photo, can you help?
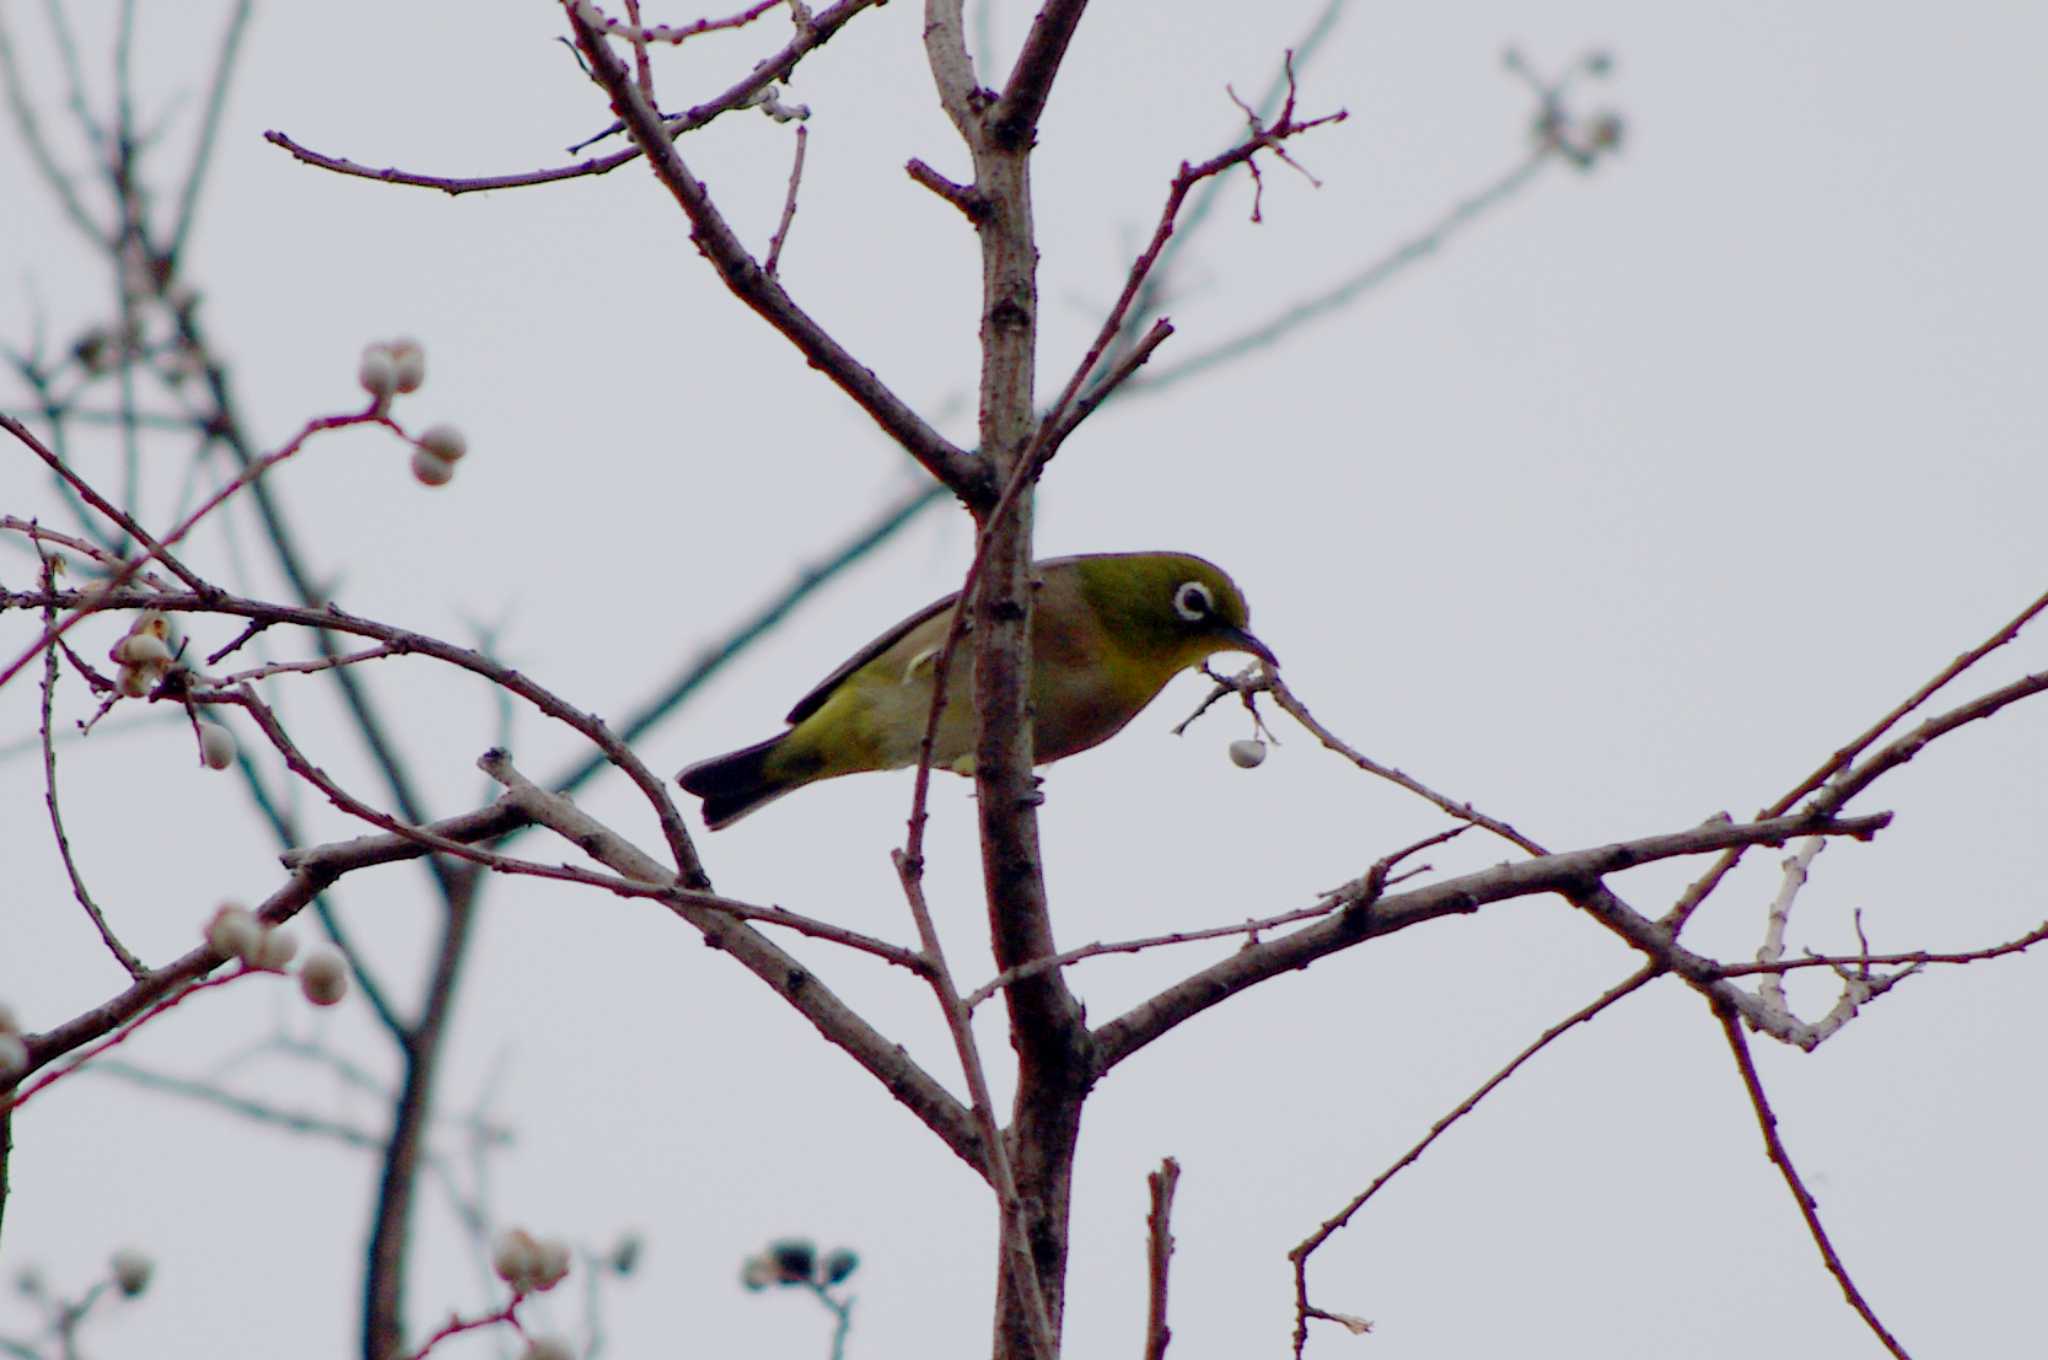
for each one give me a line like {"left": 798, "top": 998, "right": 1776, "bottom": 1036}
{"left": 87, "top": 1059, "right": 387, "bottom": 1151}
{"left": 483, "top": 754, "right": 985, "bottom": 1170}
{"left": 563, "top": 3, "right": 989, "bottom": 504}
{"left": 891, "top": 846, "right": 1054, "bottom": 1360}
{"left": 1195, "top": 669, "right": 1548, "bottom": 856}
{"left": 6, "top": 802, "right": 527, "bottom": 1086}
{"left": 1091, "top": 810, "right": 1889, "bottom": 1073}
{"left": 5, "top": 581, "right": 709, "bottom": 885}
{"left": 1715, "top": 921, "right": 2048, "bottom": 978}
{"left": 264, "top": 0, "right": 886, "bottom": 196}
{"left": 35, "top": 549, "right": 147, "bottom": 978}
{"left": 366, "top": 860, "right": 474, "bottom": 1358}
{"left": 573, "top": 0, "right": 785, "bottom": 46}
{"left": 921, "top": 0, "right": 981, "bottom": 138}
{"left": 763, "top": 124, "right": 809, "bottom": 277}
{"left": 1287, "top": 967, "right": 1657, "bottom": 1357}
{"left": 1666, "top": 585, "right": 2048, "bottom": 931}
{"left": 7, "top": 970, "right": 251, "bottom": 1113}
{"left": 166, "top": 0, "right": 252, "bottom": 263}
{"left": 1016, "top": 76, "right": 1348, "bottom": 489}
{"left": 1712, "top": 997, "right": 1911, "bottom": 1359}
{"left": 0, "top": 4, "right": 106, "bottom": 246}
{"left": 1142, "top": 1157, "right": 1180, "bottom": 1360}
{"left": 990, "top": 0, "right": 1089, "bottom": 149}
{"left": 965, "top": 826, "right": 1461, "bottom": 1010}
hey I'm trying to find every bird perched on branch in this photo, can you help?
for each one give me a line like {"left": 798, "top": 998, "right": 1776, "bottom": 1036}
{"left": 677, "top": 551, "right": 1275, "bottom": 828}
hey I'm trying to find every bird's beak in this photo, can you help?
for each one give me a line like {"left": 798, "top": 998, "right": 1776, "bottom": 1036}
{"left": 1217, "top": 625, "right": 1277, "bottom": 669}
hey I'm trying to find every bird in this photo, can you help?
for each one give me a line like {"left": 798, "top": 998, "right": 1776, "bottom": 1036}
{"left": 676, "top": 551, "right": 1275, "bottom": 829}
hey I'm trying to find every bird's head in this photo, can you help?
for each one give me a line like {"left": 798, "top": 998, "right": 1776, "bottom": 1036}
{"left": 1072, "top": 552, "right": 1277, "bottom": 676}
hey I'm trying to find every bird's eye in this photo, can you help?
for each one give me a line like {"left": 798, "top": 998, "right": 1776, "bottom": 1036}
{"left": 1173, "top": 580, "right": 1214, "bottom": 622}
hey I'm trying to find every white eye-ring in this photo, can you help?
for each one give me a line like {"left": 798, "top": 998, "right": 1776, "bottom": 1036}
{"left": 1173, "top": 580, "right": 1214, "bottom": 622}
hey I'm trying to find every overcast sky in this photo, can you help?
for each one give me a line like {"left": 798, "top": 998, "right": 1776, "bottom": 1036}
{"left": 4, "top": 3, "right": 2046, "bottom": 1357}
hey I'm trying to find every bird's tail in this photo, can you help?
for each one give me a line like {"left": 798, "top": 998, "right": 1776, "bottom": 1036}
{"left": 677, "top": 734, "right": 803, "bottom": 830}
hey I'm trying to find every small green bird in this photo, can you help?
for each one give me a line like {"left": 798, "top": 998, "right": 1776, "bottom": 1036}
{"left": 677, "top": 551, "right": 1275, "bottom": 828}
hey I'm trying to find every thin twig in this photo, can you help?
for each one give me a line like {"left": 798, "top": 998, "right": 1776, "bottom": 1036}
{"left": 763, "top": 124, "right": 808, "bottom": 276}
{"left": 7, "top": 579, "right": 710, "bottom": 889}
{"left": 400, "top": 1294, "right": 528, "bottom": 1360}
{"left": 3, "top": 970, "right": 249, "bottom": 1113}
{"left": 1026, "top": 74, "right": 1347, "bottom": 477}
{"left": 966, "top": 903, "right": 1341, "bottom": 1011}
{"left": 87, "top": 1059, "right": 386, "bottom": 1150}
{"left": 1142, "top": 1157, "right": 1180, "bottom": 1360}
{"left": 42, "top": 0, "right": 100, "bottom": 152}
{"left": 35, "top": 546, "right": 147, "bottom": 977}
{"left": 1665, "top": 586, "right": 2048, "bottom": 933}
{"left": 1822, "top": 670, "right": 2048, "bottom": 813}
{"left": 264, "top": 0, "right": 884, "bottom": 196}
{"left": 2, "top": 412, "right": 213, "bottom": 597}
{"left": 1090, "top": 810, "right": 1890, "bottom": 1074}
{"left": 1711, "top": 997, "right": 1911, "bottom": 1358}
{"left": 9, "top": 803, "right": 529, "bottom": 1085}
{"left": 1099, "top": 7, "right": 1346, "bottom": 380}
{"left": 1713, "top": 921, "right": 2048, "bottom": 977}
{"left": 1790, "top": 584, "right": 2048, "bottom": 810}
{"left": 1288, "top": 966, "right": 1658, "bottom": 1357}
{"left": 550, "top": 477, "right": 942, "bottom": 799}
{"left": 217, "top": 690, "right": 921, "bottom": 970}
{"left": 1037, "top": 318, "right": 1173, "bottom": 452}
{"left": 1260, "top": 672, "right": 1548, "bottom": 855}
{"left": 264, "top": 129, "right": 648, "bottom": 194}
{"left": 895, "top": 65, "right": 1348, "bottom": 1047}
{"left": 209, "top": 642, "right": 405, "bottom": 686}
{"left": 0, "top": 404, "right": 391, "bottom": 689}
{"left": 1128, "top": 150, "right": 1552, "bottom": 394}
{"left": 1755, "top": 837, "right": 1825, "bottom": 1019}
{"left": 0, "top": 515, "right": 135, "bottom": 575}
{"left": 367, "top": 865, "right": 478, "bottom": 1356}
{"left": 905, "top": 156, "right": 985, "bottom": 220}
{"left": 891, "top": 845, "right": 1057, "bottom": 1360}
{"left": 964, "top": 827, "right": 1462, "bottom": 1010}
{"left": 166, "top": 0, "right": 252, "bottom": 263}
{"left": 564, "top": 5, "right": 988, "bottom": 503}
{"left": 621, "top": 0, "right": 655, "bottom": 96}
{"left": 0, "top": 6, "right": 106, "bottom": 245}
{"left": 571, "top": 0, "right": 785, "bottom": 47}
{"left": 208, "top": 721, "right": 412, "bottom": 1042}
{"left": 481, "top": 753, "right": 982, "bottom": 1167}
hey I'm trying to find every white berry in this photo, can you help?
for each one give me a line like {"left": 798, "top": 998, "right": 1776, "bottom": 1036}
{"left": 299, "top": 949, "right": 349, "bottom": 1007}
{"left": 358, "top": 344, "right": 397, "bottom": 400}
{"left": 112, "top": 632, "right": 172, "bottom": 667}
{"left": 387, "top": 339, "right": 425, "bottom": 394}
{"left": 494, "top": 1228, "right": 540, "bottom": 1288}
{"left": 531, "top": 1237, "right": 572, "bottom": 1292}
{"left": 417, "top": 424, "right": 467, "bottom": 462}
{"left": 205, "top": 904, "right": 263, "bottom": 964}
{"left": 254, "top": 928, "right": 299, "bottom": 971}
{"left": 410, "top": 448, "right": 456, "bottom": 487}
{"left": 197, "top": 720, "right": 237, "bottom": 770}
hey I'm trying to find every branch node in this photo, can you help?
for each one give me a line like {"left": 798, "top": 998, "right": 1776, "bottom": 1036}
{"left": 905, "top": 157, "right": 989, "bottom": 221}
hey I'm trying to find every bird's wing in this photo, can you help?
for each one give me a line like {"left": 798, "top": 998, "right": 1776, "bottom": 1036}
{"left": 782, "top": 557, "right": 1092, "bottom": 725}
{"left": 784, "top": 590, "right": 962, "bottom": 724}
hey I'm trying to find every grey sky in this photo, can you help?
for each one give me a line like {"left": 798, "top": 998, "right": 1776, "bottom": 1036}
{"left": 4, "top": 2, "right": 2045, "bottom": 1356}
